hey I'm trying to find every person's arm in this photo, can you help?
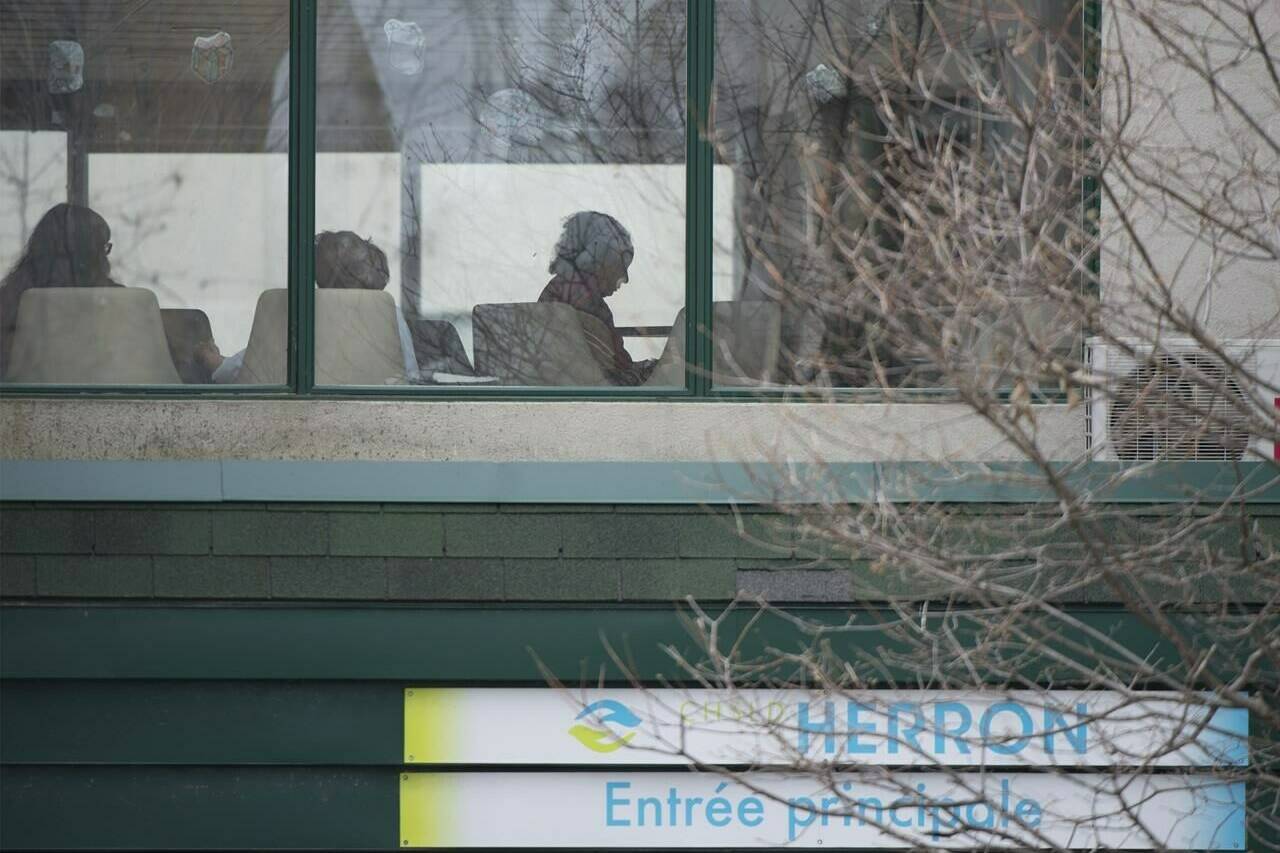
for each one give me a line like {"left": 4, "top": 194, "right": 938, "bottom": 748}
{"left": 543, "top": 277, "right": 654, "bottom": 384}
{"left": 200, "top": 344, "right": 245, "bottom": 384}
{"left": 610, "top": 355, "right": 657, "bottom": 386}
{"left": 582, "top": 300, "right": 656, "bottom": 385}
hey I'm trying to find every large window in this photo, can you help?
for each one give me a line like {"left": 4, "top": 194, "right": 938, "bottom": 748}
{"left": 0, "top": 0, "right": 289, "bottom": 386}
{"left": 0, "top": 0, "right": 1083, "bottom": 393}
{"left": 713, "top": 0, "right": 1085, "bottom": 390}
{"left": 313, "top": 0, "right": 687, "bottom": 387}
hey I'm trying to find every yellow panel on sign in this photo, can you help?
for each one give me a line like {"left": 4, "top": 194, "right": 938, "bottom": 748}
{"left": 403, "top": 688, "right": 463, "bottom": 764}
{"left": 399, "top": 773, "right": 456, "bottom": 848}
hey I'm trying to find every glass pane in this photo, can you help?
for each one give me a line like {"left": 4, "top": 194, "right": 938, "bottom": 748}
{"left": 315, "top": 0, "right": 687, "bottom": 388}
{"left": 0, "top": 1, "right": 290, "bottom": 385}
{"left": 713, "top": 0, "right": 1083, "bottom": 389}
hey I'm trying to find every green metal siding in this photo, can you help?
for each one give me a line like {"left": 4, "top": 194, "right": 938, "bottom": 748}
{"left": 1, "top": 604, "right": 1262, "bottom": 684}
{"left": 1, "top": 602, "right": 1270, "bottom": 850}
{"left": 1, "top": 680, "right": 402, "bottom": 765}
{"left": 2, "top": 767, "right": 396, "bottom": 850}
{"left": 2, "top": 497, "right": 1273, "bottom": 850}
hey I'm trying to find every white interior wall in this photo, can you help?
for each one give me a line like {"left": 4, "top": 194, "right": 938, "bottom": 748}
{"left": 417, "top": 163, "right": 736, "bottom": 360}
{"left": 0, "top": 132, "right": 69, "bottom": 274}
{"left": 1, "top": 137, "right": 736, "bottom": 362}
{"left": 85, "top": 151, "right": 401, "bottom": 355}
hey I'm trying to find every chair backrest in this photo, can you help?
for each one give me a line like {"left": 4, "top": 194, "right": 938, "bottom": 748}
{"left": 236, "top": 289, "right": 407, "bottom": 385}
{"left": 472, "top": 302, "right": 614, "bottom": 386}
{"left": 161, "top": 308, "right": 216, "bottom": 384}
{"left": 4, "top": 287, "right": 181, "bottom": 384}
{"left": 647, "top": 311, "right": 687, "bottom": 387}
{"left": 646, "top": 301, "right": 782, "bottom": 387}
{"left": 407, "top": 316, "right": 474, "bottom": 376}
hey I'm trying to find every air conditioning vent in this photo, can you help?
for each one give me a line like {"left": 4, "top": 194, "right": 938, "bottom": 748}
{"left": 1108, "top": 351, "right": 1251, "bottom": 460}
{"left": 1087, "top": 339, "right": 1280, "bottom": 462}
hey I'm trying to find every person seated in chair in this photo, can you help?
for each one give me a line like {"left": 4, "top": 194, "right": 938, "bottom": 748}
{"left": 0, "top": 203, "right": 120, "bottom": 376}
{"left": 312, "top": 231, "right": 418, "bottom": 382}
{"left": 202, "top": 231, "right": 419, "bottom": 382}
{"left": 538, "top": 210, "right": 655, "bottom": 386}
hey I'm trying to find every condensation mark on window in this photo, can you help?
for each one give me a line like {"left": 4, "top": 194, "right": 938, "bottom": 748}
{"left": 49, "top": 41, "right": 84, "bottom": 94}
{"left": 383, "top": 20, "right": 425, "bottom": 76}
{"left": 805, "top": 64, "right": 847, "bottom": 104}
{"left": 192, "top": 32, "right": 233, "bottom": 83}
{"left": 481, "top": 89, "right": 548, "bottom": 148}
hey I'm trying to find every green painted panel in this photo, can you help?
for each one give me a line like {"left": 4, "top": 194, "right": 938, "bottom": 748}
{"left": 0, "top": 766, "right": 395, "bottom": 850}
{"left": 2, "top": 604, "right": 1251, "bottom": 685}
{"left": 0, "top": 460, "right": 227, "bottom": 502}
{"left": 0, "top": 459, "right": 877, "bottom": 503}
{"left": 0, "top": 681, "right": 401, "bottom": 765}
{"left": 0, "top": 605, "right": 705, "bottom": 681}
{"left": 875, "top": 461, "right": 1280, "bottom": 503}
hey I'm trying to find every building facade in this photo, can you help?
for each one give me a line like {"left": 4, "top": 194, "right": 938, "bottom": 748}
{"left": 1, "top": 0, "right": 1275, "bottom": 850}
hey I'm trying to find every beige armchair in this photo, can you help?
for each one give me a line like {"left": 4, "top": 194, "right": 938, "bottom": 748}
{"left": 4, "top": 287, "right": 181, "bottom": 384}
{"left": 236, "top": 288, "right": 407, "bottom": 385}
{"left": 472, "top": 302, "right": 615, "bottom": 386}
{"left": 647, "top": 301, "right": 782, "bottom": 387}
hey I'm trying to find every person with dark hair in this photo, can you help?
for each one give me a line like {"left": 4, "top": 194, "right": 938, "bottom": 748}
{"left": 313, "top": 230, "right": 418, "bottom": 381}
{"left": 203, "top": 231, "right": 418, "bottom": 382}
{"left": 0, "top": 203, "right": 119, "bottom": 373}
{"left": 315, "top": 230, "right": 389, "bottom": 292}
{"left": 538, "top": 210, "right": 654, "bottom": 386}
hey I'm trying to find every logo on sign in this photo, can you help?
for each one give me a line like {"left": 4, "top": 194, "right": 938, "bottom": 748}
{"left": 569, "top": 700, "right": 641, "bottom": 753}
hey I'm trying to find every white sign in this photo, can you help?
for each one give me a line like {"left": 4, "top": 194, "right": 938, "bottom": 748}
{"left": 403, "top": 688, "right": 1248, "bottom": 767}
{"left": 399, "top": 771, "right": 1246, "bottom": 849}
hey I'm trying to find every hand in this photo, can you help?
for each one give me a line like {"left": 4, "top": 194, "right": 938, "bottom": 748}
{"left": 194, "top": 340, "right": 224, "bottom": 372}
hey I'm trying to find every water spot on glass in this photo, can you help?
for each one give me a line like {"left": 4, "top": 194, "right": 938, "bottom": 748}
{"left": 384, "top": 20, "right": 425, "bottom": 76}
{"left": 93, "top": 103, "right": 116, "bottom": 119}
{"left": 480, "top": 89, "right": 546, "bottom": 148}
{"left": 805, "top": 64, "right": 847, "bottom": 104}
{"left": 192, "top": 32, "right": 233, "bottom": 84}
{"left": 49, "top": 41, "right": 84, "bottom": 94}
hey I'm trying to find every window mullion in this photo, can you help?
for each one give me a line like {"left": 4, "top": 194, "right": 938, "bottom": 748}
{"left": 289, "top": 0, "right": 317, "bottom": 394}
{"left": 686, "top": 0, "right": 714, "bottom": 396}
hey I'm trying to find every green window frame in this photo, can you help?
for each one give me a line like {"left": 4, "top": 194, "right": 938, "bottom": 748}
{"left": 0, "top": 0, "right": 1098, "bottom": 402}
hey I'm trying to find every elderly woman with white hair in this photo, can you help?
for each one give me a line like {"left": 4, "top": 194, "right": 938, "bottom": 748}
{"left": 538, "top": 210, "right": 656, "bottom": 386}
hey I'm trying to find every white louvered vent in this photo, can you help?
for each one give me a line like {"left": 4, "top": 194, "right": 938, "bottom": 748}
{"left": 1086, "top": 339, "right": 1280, "bottom": 462}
